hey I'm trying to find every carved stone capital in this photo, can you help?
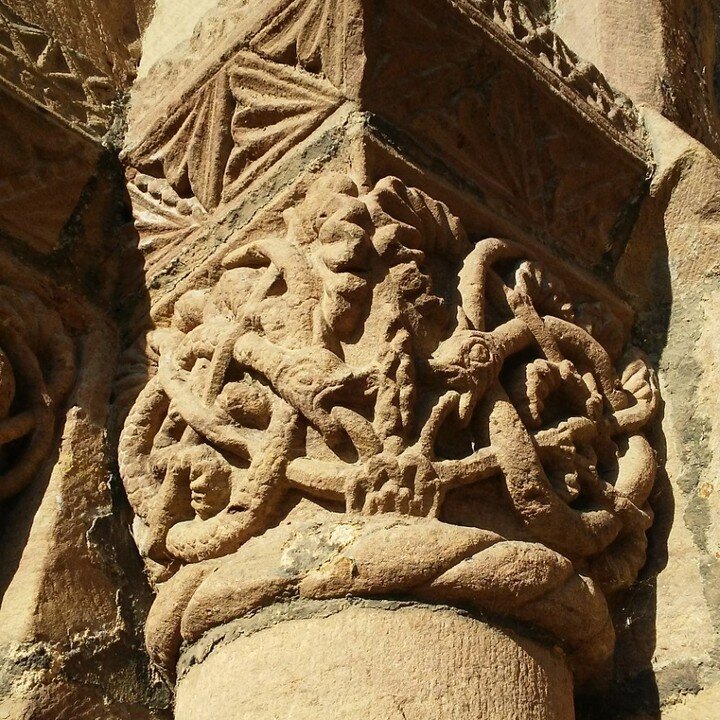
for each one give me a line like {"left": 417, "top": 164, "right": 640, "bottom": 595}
{"left": 120, "top": 172, "right": 659, "bottom": 691}
{"left": 0, "top": 0, "right": 714, "bottom": 716}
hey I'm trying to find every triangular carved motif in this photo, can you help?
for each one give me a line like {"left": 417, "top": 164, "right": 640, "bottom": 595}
{"left": 148, "top": 66, "right": 235, "bottom": 212}
{"left": 0, "top": 2, "right": 116, "bottom": 134}
{"left": 37, "top": 39, "right": 72, "bottom": 75}
{"left": 250, "top": 0, "right": 365, "bottom": 95}
{"left": 128, "top": 52, "right": 344, "bottom": 216}
{"left": 460, "top": 0, "right": 640, "bottom": 139}
{"left": 362, "top": 3, "right": 551, "bottom": 226}
{"left": 11, "top": 23, "right": 48, "bottom": 62}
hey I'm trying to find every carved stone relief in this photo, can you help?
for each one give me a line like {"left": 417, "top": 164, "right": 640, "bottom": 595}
{"left": 2, "top": 0, "right": 710, "bottom": 716}
{"left": 0, "top": 87, "right": 101, "bottom": 254}
{"left": 119, "top": 174, "right": 659, "bottom": 686}
{"left": 0, "top": 1, "right": 115, "bottom": 136}
{"left": 124, "top": 50, "right": 344, "bottom": 274}
{"left": 122, "top": 0, "right": 649, "bottom": 291}
{"left": 463, "top": 0, "right": 641, "bottom": 140}
{"left": 0, "top": 280, "right": 75, "bottom": 500}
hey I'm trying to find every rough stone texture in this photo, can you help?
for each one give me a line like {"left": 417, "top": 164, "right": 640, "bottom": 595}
{"left": 0, "top": 2, "right": 118, "bottom": 136}
{"left": 112, "top": 4, "right": 663, "bottom": 718}
{"left": 0, "top": 90, "right": 102, "bottom": 251}
{"left": 136, "top": 0, "right": 226, "bottom": 79}
{"left": 175, "top": 602, "right": 575, "bottom": 720}
{"left": 554, "top": 0, "right": 720, "bottom": 157}
{"left": 0, "top": 1, "right": 718, "bottom": 718}
{"left": 0, "top": 3, "right": 168, "bottom": 716}
{"left": 0, "top": 255, "right": 168, "bottom": 719}
{"left": 3, "top": 0, "right": 152, "bottom": 85}
{"left": 548, "top": 5, "right": 720, "bottom": 713}
{"left": 611, "top": 108, "right": 720, "bottom": 717}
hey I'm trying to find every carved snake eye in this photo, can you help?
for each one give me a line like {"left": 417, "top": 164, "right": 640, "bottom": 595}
{"left": 314, "top": 210, "right": 329, "bottom": 230}
{"left": 468, "top": 343, "right": 491, "bottom": 365}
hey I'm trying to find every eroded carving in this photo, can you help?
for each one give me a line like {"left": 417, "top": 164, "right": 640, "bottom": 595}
{"left": 0, "top": 1, "right": 115, "bottom": 135}
{"left": 463, "top": 0, "right": 640, "bottom": 139}
{"left": 123, "top": 0, "right": 648, "bottom": 290}
{"left": 120, "top": 174, "right": 659, "bottom": 682}
{"left": 0, "top": 284, "right": 75, "bottom": 500}
{"left": 124, "top": 51, "right": 343, "bottom": 272}
{"left": 250, "top": 0, "right": 365, "bottom": 93}
{"left": 0, "top": 89, "right": 100, "bottom": 253}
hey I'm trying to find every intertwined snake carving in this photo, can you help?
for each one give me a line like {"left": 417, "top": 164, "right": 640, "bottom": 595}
{"left": 120, "top": 174, "right": 659, "bottom": 680}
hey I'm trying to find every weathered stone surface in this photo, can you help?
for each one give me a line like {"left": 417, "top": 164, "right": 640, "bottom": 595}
{"left": 113, "top": 1, "right": 663, "bottom": 716}
{"left": 546, "top": 7, "right": 720, "bottom": 711}
{"left": 0, "top": 1, "right": 120, "bottom": 138}
{"left": 0, "top": 265, "right": 74, "bottom": 501}
{"left": 1, "top": 0, "right": 719, "bottom": 718}
{"left": 554, "top": 0, "right": 720, "bottom": 156}
{"left": 123, "top": 0, "right": 650, "bottom": 291}
{"left": 175, "top": 602, "right": 576, "bottom": 720}
{"left": 0, "top": 253, "right": 167, "bottom": 718}
{"left": 3, "top": 0, "right": 151, "bottom": 86}
{"left": 136, "top": 0, "right": 225, "bottom": 80}
{"left": 610, "top": 109, "right": 720, "bottom": 717}
{"left": 0, "top": 88, "right": 102, "bottom": 253}
{"left": 115, "top": 163, "right": 659, "bottom": 711}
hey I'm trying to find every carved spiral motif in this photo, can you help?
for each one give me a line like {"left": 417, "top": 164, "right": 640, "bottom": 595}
{"left": 0, "top": 287, "right": 75, "bottom": 500}
{"left": 120, "top": 174, "right": 659, "bottom": 679}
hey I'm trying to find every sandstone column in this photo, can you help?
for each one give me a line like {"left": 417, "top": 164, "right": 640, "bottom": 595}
{"left": 115, "top": 2, "right": 661, "bottom": 718}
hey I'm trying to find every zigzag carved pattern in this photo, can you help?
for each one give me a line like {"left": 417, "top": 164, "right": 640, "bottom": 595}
{"left": 462, "top": 0, "right": 640, "bottom": 140}
{"left": 0, "top": 1, "right": 115, "bottom": 135}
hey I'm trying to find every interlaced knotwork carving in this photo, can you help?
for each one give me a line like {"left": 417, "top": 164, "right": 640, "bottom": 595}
{"left": 120, "top": 174, "right": 659, "bottom": 679}
{"left": 0, "top": 286, "right": 75, "bottom": 500}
